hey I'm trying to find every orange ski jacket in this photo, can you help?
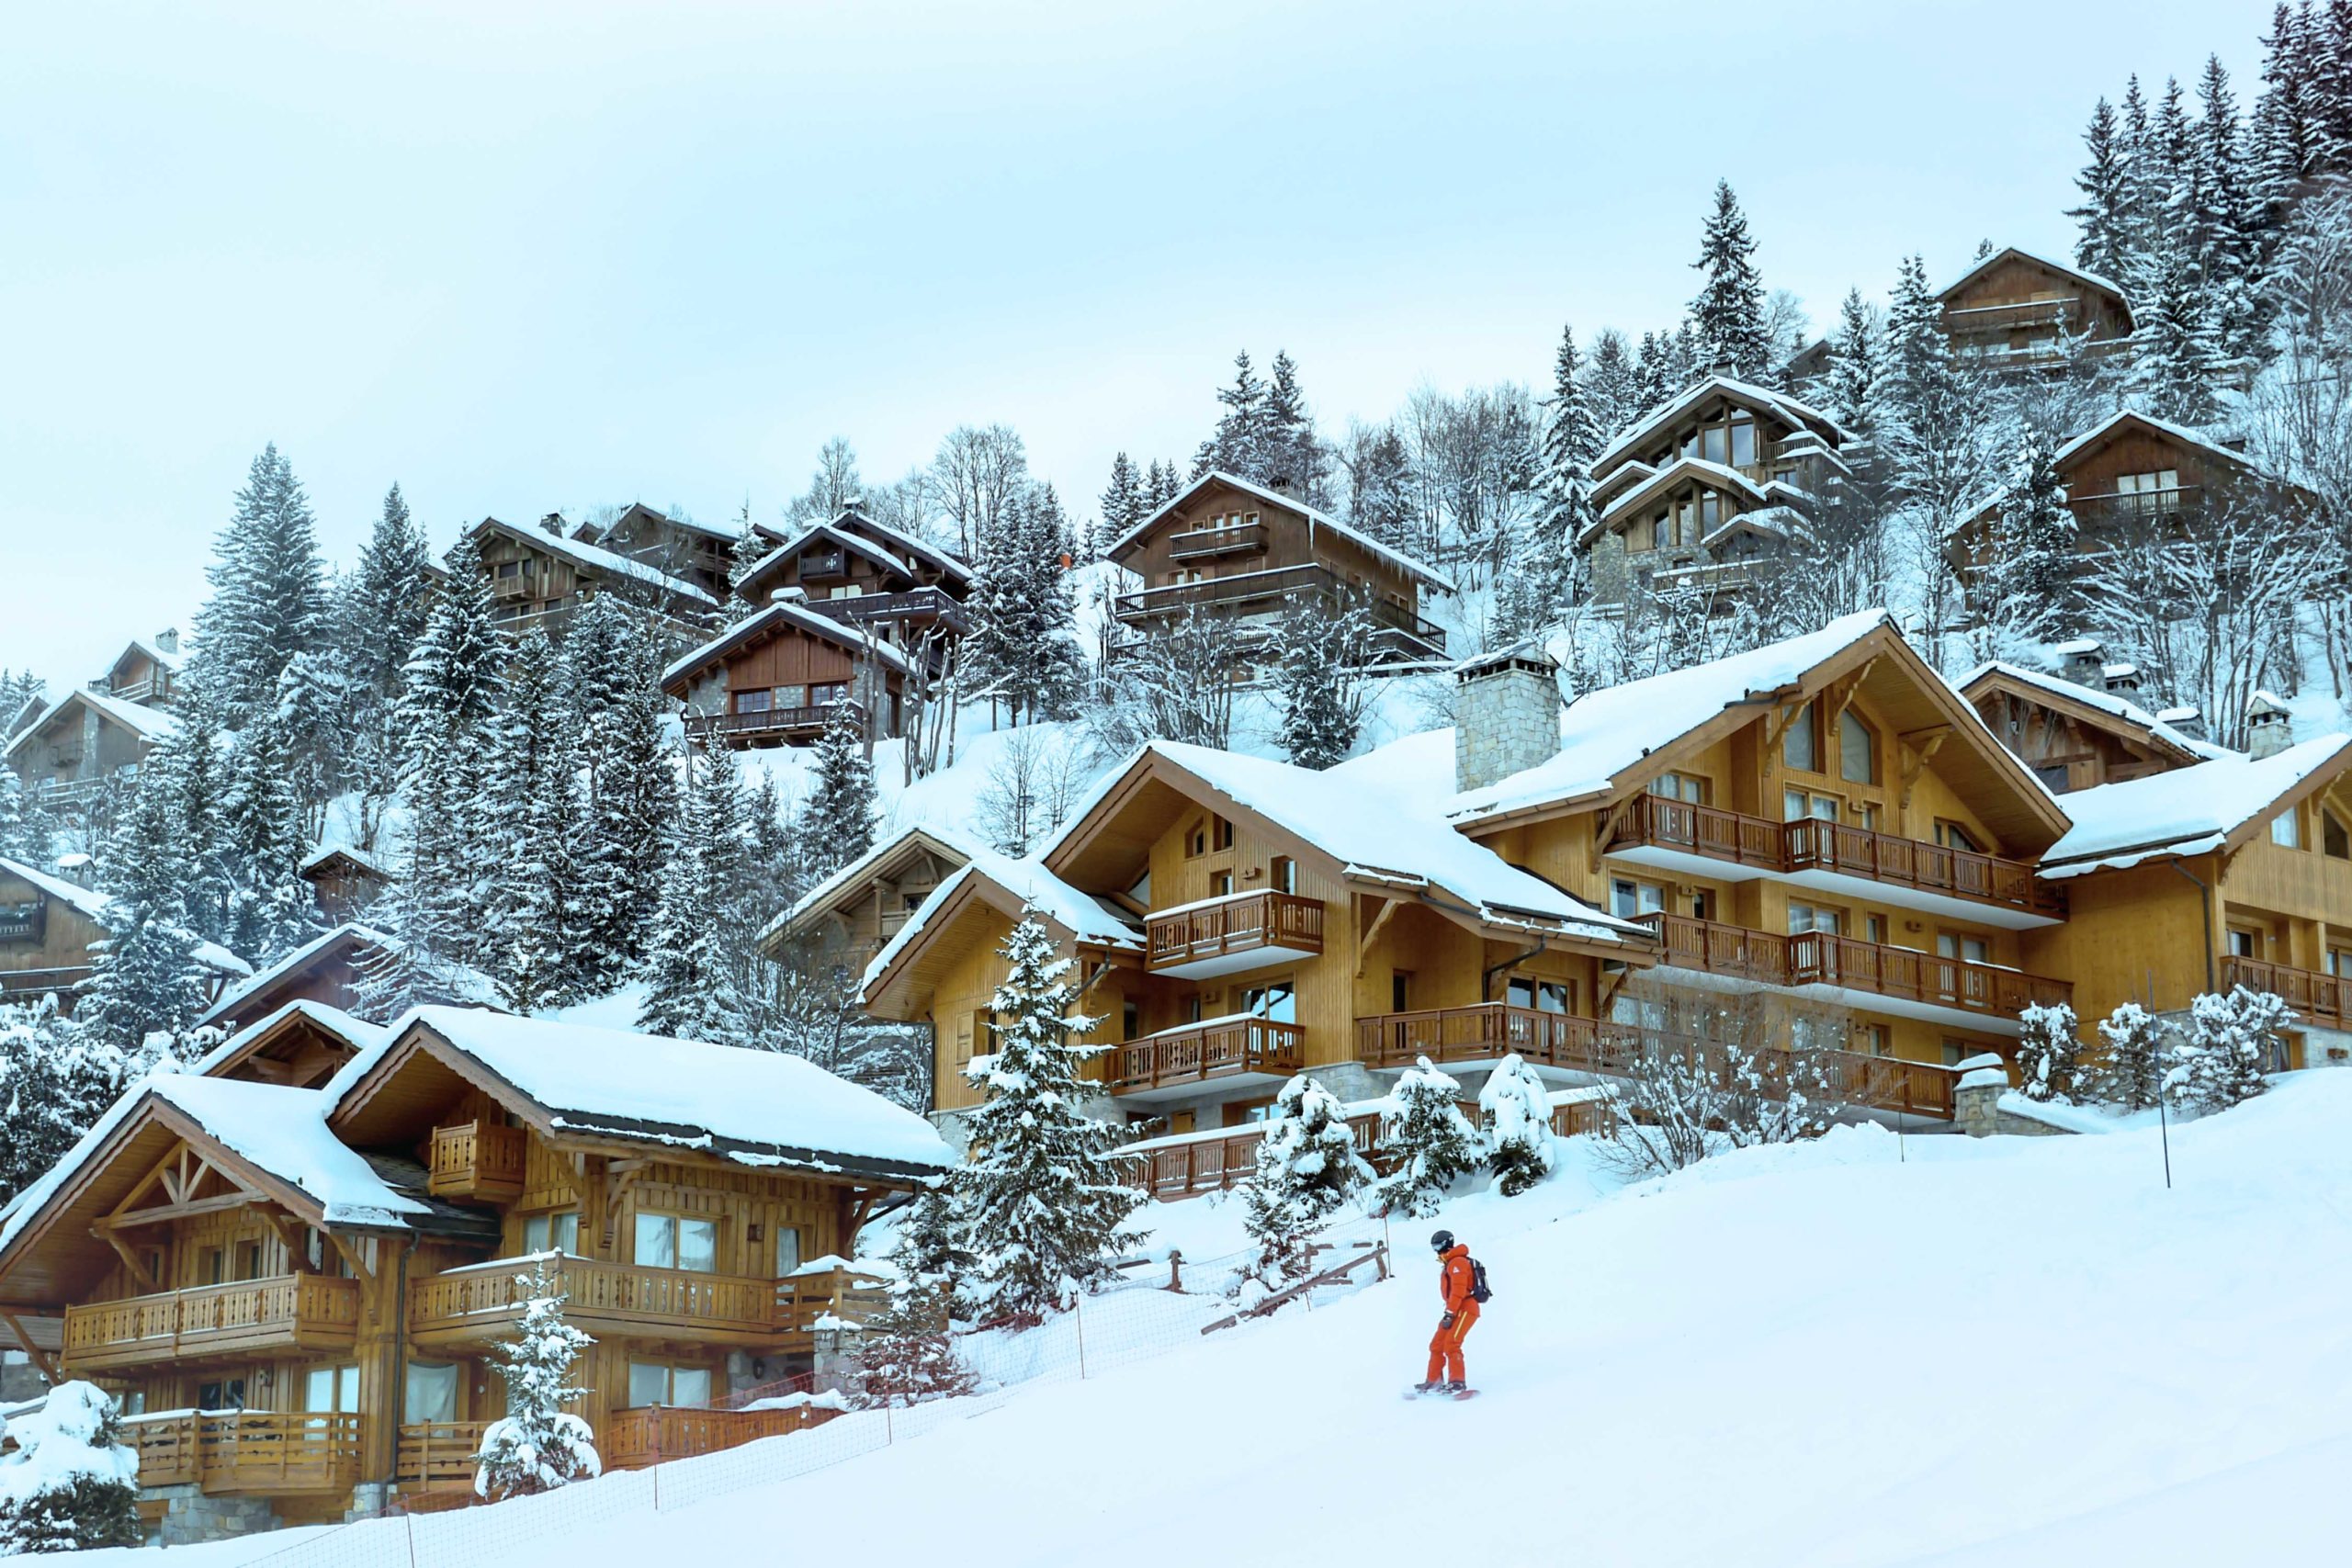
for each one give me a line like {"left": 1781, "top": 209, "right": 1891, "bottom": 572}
{"left": 1437, "top": 1245, "right": 1477, "bottom": 1313}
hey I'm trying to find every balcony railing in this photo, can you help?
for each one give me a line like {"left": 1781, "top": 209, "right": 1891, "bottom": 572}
{"left": 802, "top": 587, "right": 967, "bottom": 632}
{"left": 604, "top": 1404, "right": 845, "bottom": 1471}
{"left": 0, "top": 902, "right": 45, "bottom": 944}
{"left": 2066, "top": 487, "right": 2207, "bottom": 528}
{"left": 1608, "top": 795, "right": 2065, "bottom": 919}
{"left": 2222, "top": 955, "right": 2350, "bottom": 1030}
{"left": 1120, "top": 1111, "right": 1381, "bottom": 1200}
{"left": 797, "top": 550, "right": 851, "bottom": 579}
{"left": 684, "top": 699, "right": 862, "bottom": 746}
{"left": 1108, "top": 1016, "right": 1306, "bottom": 1096}
{"left": 1638, "top": 912, "right": 2071, "bottom": 1018}
{"left": 1168, "top": 522, "right": 1269, "bottom": 560}
{"left": 427, "top": 1121, "right": 527, "bottom": 1201}
{"left": 410, "top": 1256, "right": 777, "bottom": 1346}
{"left": 774, "top": 1265, "right": 892, "bottom": 1342}
{"left": 1112, "top": 564, "right": 1445, "bottom": 656}
{"left": 396, "top": 1421, "right": 491, "bottom": 1487}
{"left": 62, "top": 1276, "right": 362, "bottom": 1373}
{"left": 125, "top": 1411, "right": 365, "bottom": 1495}
{"left": 1145, "top": 890, "right": 1324, "bottom": 974}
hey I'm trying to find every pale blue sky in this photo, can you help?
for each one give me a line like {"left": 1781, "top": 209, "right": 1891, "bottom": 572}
{"left": 1, "top": 0, "right": 2263, "bottom": 682}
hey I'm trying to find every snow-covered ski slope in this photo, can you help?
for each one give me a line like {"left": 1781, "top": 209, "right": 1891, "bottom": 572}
{"left": 74, "top": 1074, "right": 2352, "bottom": 1567}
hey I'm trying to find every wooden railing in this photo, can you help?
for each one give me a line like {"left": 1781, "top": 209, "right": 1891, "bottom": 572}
{"left": 396, "top": 1421, "right": 491, "bottom": 1486}
{"left": 604, "top": 1404, "right": 843, "bottom": 1470}
{"left": 1168, "top": 522, "right": 1269, "bottom": 559}
{"left": 1641, "top": 911, "right": 2070, "bottom": 1016}
{"left": 803, "top": 587, "right": 967, "bottom": 631}
{"left": 1121, "top": 1111, "right": 1382, "bottom": 1201}
{"left": 1107, "top": 1018, "right": 1306, "bottom": 1094}
{"left": 1610, "top": 795, "right": 2064, "bottom": 918}
{"left": 62, "top": 1276, "right": 362, "bottom": 1372}
{"left": 1112, "top": 564, "right": 1446, "bottom": 653}
{"left": 409, "top": 1257, "right": 776, "bottom": 1343}
{"left": 2222, "top": 955, "right": 2349, "bottom": 1029}
{"left": 1643, "top": 911, "right": 1791, "bottom": 983}
{"left": 427, "top": 1121, "right": 527, "bottom": 1201}
{"left": 125, "top": 1411, "right": 364, "bottom": 1495}
{"left": 774, "top": 1267, "right": 893, "bottom": 1343}
{"left": 1145, "top": 890, "right": 1324, "bottom": 972}
{"left": 109, "top": 675, "right": 164, "bottom": 704}
{"left": 2068, "top": 488, "right": 2208, "bottom": 527}
{"left": 684, "top": 699, "right": 863, "bottom": 743}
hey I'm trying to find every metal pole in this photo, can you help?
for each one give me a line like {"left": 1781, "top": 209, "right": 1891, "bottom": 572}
{"left": 1073, "top": 1296, "right": 1087, "bottom": 1380}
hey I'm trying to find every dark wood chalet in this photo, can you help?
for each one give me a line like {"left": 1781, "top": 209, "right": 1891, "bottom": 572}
{"left": 469, "top": 515, "right": 718, "bottom": 640}
{"left": 1960, "top": 655, "right": 2215, "bottom": 795}
{"left": 5, "top": 632, "right": 187, "bottom": 820}
{"left": 299, "top": 845, "right": 391, "bottom": 924}
{"left": 1582, "top": 376, "right": 1854, "bottom": 610}
{"left": 734, "top": 506, "right": 974, "bottom": 663}
{"left": 1935, "top": 247, "right": 2133, "bottom": 372}
{"left": 1103, "top": 471, "right": 1449, "bottom": 664}
{"left": 575, "top": 503, "right": 739, "bottom": 601}
{"left": 662, "top": 600, "right": 915, "bottom": 749}
{"left": 2, "top": 856, "right": 248, "bottom": 1014}
{"left": 760, "top": 825, "right": 978, "bottom": 970}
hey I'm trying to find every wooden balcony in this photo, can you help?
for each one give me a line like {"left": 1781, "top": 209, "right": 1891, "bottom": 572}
{"left": 684, "top": 699, "right": 862, "bottom": 749}
{"left": 396, "top": 1421, "right": 491, "bottom": 1488}
{"left": 1638, "top": 912, "right": 2071, "bottom": 1030}
{"left": 797, "top": 549, "right": 851, "bottom": 580}
{"left": 803, "top": 587, "right": 967, "bottom": 633}
{"left": 1168, "top": 522, "right": 1269, "bottom": 560}
{"left": 125, "top": 1411, "right": 365, "bottom": 1495}
{"left": 1145, "top": 890, "right": 1324, "bottom": 978}
{"left": 2067, "top": 487, "right": 2207, "bottom": 529}
{"left": 1606, "top": 795, "right": 2064, "bottom": 926}
{"left": 2222, "top": 955, "right": 2350, "bottom": 1030}
{"left": 1112, "top": 563, "right": 1446, "bottom": 660}
{"left": 410, "top": 1256, "right": 777, "bottom": 1349}
{"left": 603, "top": 1403, "right": 845, "bottom": 1471}
{"left": 774, "top": 1265, "right": 892, "bottom": 1343}
{"left": 1106, "top": 1017, "right": 1306, "bottom": 1099}
{"left": 1120, "top": 1111, "right": 1380, "bottom": 1201}
{"left": 62, "top": 1276, "right": 362, "bottom": 1373}
{"left": 427, "top": 1121, "right": 526, "bottom": 1201}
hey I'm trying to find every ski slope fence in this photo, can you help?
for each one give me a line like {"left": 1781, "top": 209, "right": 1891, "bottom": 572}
{"left": 209, "top": 1211, "right": 1403, "bottom": 1568}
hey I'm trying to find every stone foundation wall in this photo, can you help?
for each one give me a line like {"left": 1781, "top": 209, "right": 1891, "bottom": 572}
{"left": 148, "top": 1483, "right": 281, "bottom": 1547}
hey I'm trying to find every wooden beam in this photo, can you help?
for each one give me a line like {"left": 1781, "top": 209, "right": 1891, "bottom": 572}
{"left": 0, "top": 1311, "right": 56, "bottom": 1383}
{"left": 1354, "top": 896, "right": 1401, "bottom": 978}
{"left": 325, "top": 1233, "right": 376, "bottom": 1284}
{"left": 93, "top": 1227, "right": 160, "bottom": 1292}
{"left": 600, "top": 1164, "right": 650, "bottom": 1253}
{"left": 97, "top": 1189, "right": 266, "bottom": 1229}
{"left": 1899, "top": 730, "right": 1950, "bottom": 812}
{"left": 258, "top": 1211, "right": 316, "bottom": 1275}
{"left": 1826, "top": 658, "right": 1879, "bottom": 724}
{"left": 1590, "top": 794, "right": 1644, "bottom": 874}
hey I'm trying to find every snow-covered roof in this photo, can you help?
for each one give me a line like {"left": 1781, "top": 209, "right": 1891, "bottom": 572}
{"left": 0, "top": 1075, "right": 426, "bottom": 1260}
{"left": 1934, "top": 245, "right": 2128, "bottom": 309}
{"left": 596, "top": 502, "right": 739, "bottom": 545}
{"left": 300, "top": 841, "right": 391, "bottom": 880}
{"left": 1104, "top": 470, "right": 1448, "bottom": 592}
{"left": 831, "top": 506, "right": 974, "bottom": 585}
{"left": 2, "top": 687, "right": 182, "bottom": 763}
{"left": 472, "top": 516, "right": 718, "bottom": 607}
{"left": 1953, "top": 660, "right": 2233, "bottom": 763}
{"left": 739, "top": 523, "right": 915, "bottom": 592}
{"left": 193, "top": 922, "right": 390, "bottom": 1029}
{"left": 1592, "top": 375, "right": 1849, "bottom": 479}
{"left": 329, "top": 1007, "right": 953, "bottom": 1178}
{"left": 114, "top": 636, "right": 186, "bottom": 675}
{"left": 860, "top": 847, "right": 1146, "bottom": 998}
{"left": 2038, "top": 736, "right": 2352, "bottom": 878}
{"left": 0, "top": 856, "right": 250, "bottom": 979}
{"left": 1590, "top": 457, "right": 1770, "bottom": 537}
{"left": 1448, "top": 610, "right": 1894, "bottom": 824}
{"left": 2051, "top": 409, "right": 2267, "bottom": 480}
{"left": 188, "top": 999, "right": 389, "bottom": 1078}
{"left": 660, "top": 599, "right": 916, "bottom": 691}
{"left": 763, "top": 822, "right": 983, "bottom": 949}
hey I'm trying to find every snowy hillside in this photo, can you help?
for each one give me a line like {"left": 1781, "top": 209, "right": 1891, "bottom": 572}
{"left": 85, "top": 1075, "right": 2352, "bottom": 1568}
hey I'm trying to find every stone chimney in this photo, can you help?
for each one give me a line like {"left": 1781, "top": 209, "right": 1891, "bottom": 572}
{"left": 2157, "top": 705, "right": 2208, "bottom": 743}
{"left": 2246, "top": 691, "right": 2295, "bottom": 759}
{"left": 154, "top": 627, "right": 178, "bottom": 656}
{"left": 1453, "top": 645, "right": 1561, "bottom": 794}
{"left": 2053, "top": 637, "right": 2103, "bottom": 684}
{"left": 2101, "top": 661, "right": 2141, "bottom": 696}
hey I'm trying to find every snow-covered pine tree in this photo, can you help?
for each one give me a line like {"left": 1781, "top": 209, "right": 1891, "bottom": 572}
{"left": 799, "top": 702, "right": 879, "bottom": 886}
{"left": 2013, "top": 1001, "right": 2084, "bottom": 1104}
{"left": 726, "top": 499, "right": 770, "bottom": 626}
{"left": 1477, "top": 1051, "right": 1555, "bottom": 1196}
{"left": 77, "top": 782, "right": 209, "bottom": 1053}
{"left": 2254, "top": 3, "right": 2327, "bottom": 221}
{"left": 1525, "top": 321, "right": 1602, "bottom": 614}
{"left": 0, "top": 769, "right": 36, "bottom": 865}
{"left": 187, "top": 444, "right": 331, "bottom": 730}
{"left": 2070, "top": 96, "right": 2134, "bottom": 283}
{"left": 1272, "top": 596, "right": 1372, "bottom": 769}
{"left": 1580, "top": 328, "right": 1646, "bottom": 445}
{"left": 1689, "top": 180, "right": 1773, "bottom": 382}
{"left": 480, "top": 631, "right": 584, "bottom": 1010}
{"left": 1193, "top": 350, "right": 1272, "bottom": 479}
{"left": 963, "top": 486, "right": 1083, "bottom": 727}
{"left": 2116, "top": 74, "right": 2160, "bottom": 266}
{"left": 1373, "top": 1057, "right": 1481, "bottom": 1218}
{"left": 0, "top": 998, "right": 134, "bottom": 1204}
{"left": 472, "top": 1261, "right": 599, "bottom": 1500}
{"left": 343, "top": 483, "right": 437, "bottom": 835}
{"left": 2095, "top": 999, "right": 2169, "bottom": 1111}
{"left": 2128, "top": 226, "right": 2227, "bottom": 424}
{"left": 1263, "top": 350, "right": 1329, "bottom": 504}
{"left": 2171, "top": 986, "right": 2288, "bottom": 1114}
{"left": 217, "top": 714, "right": 316, "bottom": 964}
{"left": 956, "top": 909, "right": 1144, "bottom": 1322}
{"left": 561, "top": 600, "right": 679, "bottom": 991}
{"left": 2193, "top": 54, "right": 2269, "bottom": 364}
{"left": 1818, "top": 288, "right": 1883, "bottom": 434}
{"left": 391, "top": 532, "right": 503, "bottom": 976}
{"left": 1343, "top": 424, "right": 1418, "bottom": 552}
{"left": 1239, "top": 1073, "right": 1372, "bottom": 1283}
{"left": 636, "top": 750, "right": 752, "bottom": 1046}
{"left": 1980, "top": 426, "right": 2077, "bottom": 642}
{"left": 854, "top": 1176, "right": 978, "bottom": 1407}
{"left": 0, "top": 1382, "right": 141, "bottom": 1554}
{"left": 1100, "top": 450, "right": 1144, "bottom": 547}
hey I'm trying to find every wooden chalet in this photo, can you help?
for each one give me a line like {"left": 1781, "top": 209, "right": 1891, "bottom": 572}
{"left": 662, "top": 599, "right": 916, "bottom": 749}
{"left": 1102, "top": 471, "right": 1449, "bottom": 665}
{"left": 299, "top": 844, "right": 391, "bottom": 924}
{"left": 469, "top": 515, "right": 718, "bottom": 641}
{"left": 1, "top": 856, "right": 248, "bottom": 1015}
{"left": 189, "top": 1001, "right": 387, "bottom": 1090}
{"left": 574, "top": 502, "right": 739, "bottom": 601}
{"left": 1935, "top": 247, "right": 2133, "bottom": 372}
{"left": 1959, "top": 654, "right": 2218, "bottom": 795}
{"left": 734, "top": 506, "right": 974, "bottom": 662}
{"left": 760, "top": 824, "right": 978, "bottom": 971}
{"left": 1581, "top": 376, "right": 1855, "bottom": 611}
{"left": 0, "top": 1008, "right": 949, "bottom": 1541}
{"left": 5, "top": 686, "right": 181, "bottom": 820}
{"left": 192, "top": 922, "right": 499, "bottom": 1036}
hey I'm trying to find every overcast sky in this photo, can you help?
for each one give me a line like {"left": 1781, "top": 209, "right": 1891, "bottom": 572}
{"left": 0, "top": 0, "right": 2267, "bottom": 683}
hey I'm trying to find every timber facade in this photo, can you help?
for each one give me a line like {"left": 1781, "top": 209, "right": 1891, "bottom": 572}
{"left": 4, "top": 633, "right": 186, "bottom": 824}
{"left": 0, "top": 856, "right": 246, "bottom": 1017}
{"left": 763, "top": 826, "right": 978, "bottom": 973}
{"left": 662, "top": 600, "right": 916, "bottom": 749}
{"left": 734, "top": 505, "right": 974, "bottom": 666}
{"left": 470, "top": 515, "right": 718, "bottom": 642}
{"left": 576, "top": 503, "right": 738, "bottom": 601}
{"left": 1935, "top": 247, "right": 2133, "bottom": 371}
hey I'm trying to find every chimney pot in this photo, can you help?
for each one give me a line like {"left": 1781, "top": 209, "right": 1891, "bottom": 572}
{"left": 2246, "top": 692, "right": 2294, "bottom": 759}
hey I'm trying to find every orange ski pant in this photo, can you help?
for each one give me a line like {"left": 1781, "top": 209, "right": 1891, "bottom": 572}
{"left": 1426, "top": 1303, "right": 1479, "bottom": 1383}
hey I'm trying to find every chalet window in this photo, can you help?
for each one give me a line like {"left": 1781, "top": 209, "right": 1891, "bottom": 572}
{"left": 1838, "top": 710, "right": 1877, "bottom": 785}
{"left": 236, "top": 1241, "right": 265, "bottom": 1281}
{"left": 198, "top": 1379, "right": 246, "bottom": 1413}
{"left": 628, "top": 1362, "right": 714, "bottom": 1409}
{"left": 1610, "top": 878, "right": 1664, "bottom": 919}
{"left": 774, "top": 684, "right": 808, "bottom": 710}
{"left": 1787, "top": 902, "right": 1842, "bottom": 936}
{"left": 497, "top": 561, "right": 520, "bottom": 579}
{"left": 1861, "top": 1024, "right": 1890, "bottom": 1058}
{"left": 1938, "top": 932, "right": 1992, "bottom": 964}
{"left": 1182, "top": 994, "right": 1204, "bottom": 1024}
{"left": 2117, "top": 469, "right": 2182, "bottom": 514}
{"left": 814, "top": 682, "right": 849, "bottom": 706}
{"left": 1940, "top": 1041, "right": 1976, "bottom": 1067}
{"left": 1935, "top": 821, "right": 1982, "bottom": 853}
{"left": 634, "top": 1213, "right": 718, "bottom": 1273}
{"left": 1701, "top": 425, "right": 1728, "bottom": 465}
{"left": 1214, "top": 817, "right": 1235, "bottom": 851}
{"left": 523, "top": 1212, "right": 581, "bottom": 1258}
{"left": 1679, "top": 430, "right": 1701, "bottom": 460}
{"left": 1392, "top": 971, "right": 1411, "bottom": 1012}
{"left": 1186, "top": 821, "right": 1207, "bottom": 858}
{"left": 1782, "top": 701, "right": 1819, "bottom": 772}
{"left": 1211, "top": 871, "right": 1235, "bottom": 897}
{"left": 1729, "top": 414, "right": 1758, "bottom": 468}
{"left": 201, "top": 1247, "right": 226, "bottom": 1285}
{"left": 733, "top": 689, "right": 773, "bottom": 715}
{"left": 2272, "top": 808, "right": 2303, "bottom": 849}
{"left": 1784, "top": 789, "right": 1838, "bottom": 822}
{"left": 1122, "top": 1001, "right": 1139, "bottom": 1041}
{"left": 2327, "top": 811, "right": 2350, "bottom": 860}
{"left": 2034, "top": 762, "right": 2071, "bottom": 793}
{"left": 1242, "top": 981, "right": 1295, "bottom": 1023}
{"left": 2228, "top": 929, "right": 2258, "bottom": 957}
{"left": 1506, "top": 977, "right": 1571, "bottom": 1014}
{"left": 1698, "top": 491, "right": 1720, "bottom": 531}
{"left": 1271, "top": 855, "right": 1296, "bottom": 893}
{"left": 303, "top": 1364, "right": 361, "bottom": 1416}
{"left": 404, "top": 1361, "right": 459, "bottom": 1424}
{"left": 1650, "top": 772, "right": 1707, "bottom": 805}
{"left": 775, "top": 1228, "right": 802, "bottom": 1278}
{"left": 119, "top": 1390, "right": 146, "bottom": 1416}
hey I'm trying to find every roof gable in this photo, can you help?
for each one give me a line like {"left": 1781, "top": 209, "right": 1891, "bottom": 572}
{"left": 858, "top": 847, "right": 1146, "bottom": 1017}
{"left": 1935, "top": 246, "right": 2129, "bottom": 310}
{"left": 3, "top": 688, "right": 181, "bottom": 764}
{"left": 190, "top": 1000, "right": 386, "bottom": 1088}
{"left": 2050, "top": 410, "right": 2267, "bottom": 482}
{"left": 470, "top": 516, "right": 718, "bottom": 606}
{"left": 659, "top": 598, "right": 916, "bottom": 692}
{"left": 766, "top": 824, "right": 980, "bottom": 948}
{"left": 1105, "top": 471, "right": 1447, "bottom": 590}
{"left": 1593, "top": 376, "right": 1849, "bottom": 480}
{"left": 1956, "top": 662, "right": 2222, "bottom": 770}
{"left": 2040, "top": 736, "right": 2352, "bottom": 875}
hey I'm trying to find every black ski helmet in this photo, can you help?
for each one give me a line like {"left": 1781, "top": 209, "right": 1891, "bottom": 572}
{"left": 1430, "top": 1229, "right": 1454, "bottom": 1254}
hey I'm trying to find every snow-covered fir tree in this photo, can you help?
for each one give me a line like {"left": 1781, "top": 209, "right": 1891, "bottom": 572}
{"left": 0, "top": 998, "right": 139, "bottom": 1204}
{"left": 2130, "top": 227, "right": 2227, "bottom": 424}
{"left": 391, "top": 531, "right": 503, "bottom": 973}
{"left": 1523, "top": 322, "right": 1602, "bottom": 616}
{"left": 636, "top": 750, "right": 752, "bottom": 1046}
{"left": 1262, "top": 350, "right": 1329, "bottom": 503}
{"left": 1342, "top": 424, "right": 1418, "bottom": 552}
{"left": 1240, "top": 1073, "right": 1372, "bottom": 1283}
{"left": 1374, "top": 1057, "right": 1481, "bottom": 1218}
{"left": 187, "top": 444, "right": 331, "bottom": 731}
{"left": 1689, "top": 180, "right": 1773, "bottom": 382}
{"left": 2192, "top": 55, "right": 2267, "bottom": 361}
{"left": 1477, "top": 1052, "right": 1555, "bottom": 1196}
{"left": 0, "top": 770, "right": 38, "bottom": 864}
{"left": 217, "top": 713, "right": 316, "bottom": 964}
{"left": 1099, "top": 450, "right": 1145, "bottom": 547}
{"left": 1272, "top": 597, "right": 1372, "bottom": 769}
{"left": 956, "top": 909, "right": 1144, "bottom": 1322}
{"left": 964, "top": 486, "right": 1082, "bottom": 726}
{"left": 1580, "top": 327, "right": 1647, "bottom": 444}
{"left": 2069, "top": 96, "right": 2135, "bottom": 283}
{"left": 562, "top": 595, "right": 678, "bottom": 992}
{"left": 77, "top": 783, "right": 209, "bottom": 1053}
{"left": 798, "top": 702, "right": 879, "bottom": 886}
{"left": 0, "top": 1382, "right": 141, "bottom": 1554}
{"left": 344, "top": 483, "right": 439, "bottom": 837}
{"left": 1817, "top": 288, "right": 1883, "bottom": 434}
{"left": 2014, "top": 1001, "right": 2084, "bottom": 1104}
{"left": 1979, "top": 426, "right": 2078, "bottom": 644}
{"left": 472, "top": 1261, "right": 599, "bottom": 1501}
{"left": 1193, "top": 350, "right": 1271, "bottom": 479}
{"left": 2095, "top": 999, "right": 2169, "bottom": 1111}
{"left": 480, "top": 631, "right": 585, "bottom": 1010}
{"left": 854, "top": 1176, "right": 978, "bottom": 1407}
{"left": 2171, "top": 986, "right": 2288, "bottom": 1114}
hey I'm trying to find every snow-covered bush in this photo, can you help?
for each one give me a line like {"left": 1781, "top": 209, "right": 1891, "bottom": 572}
{"left": 2169, "top": 987, "right": 2288, "bottom": 1116}
{"left": 1598, "top": 985, "right": 1843, "bottom": 1179}
{"left": 2094, "top": 1000, "right": 2169, "bottom": 1111}
{"left": 2013, "top": 1002, "right": 2083, "bottom": 1104}
{"left": 957, "top": 911, "right": 1145, "bottom": 1323}
{"left": 1373, "top": 1057, "right": 1482, "bottom": 1217}
{"left": 1241, "top": 1074, "right": 1373, "bottom": 1283}
{"left": 473, "top": 1261, "right": 600, "bottom": 1501}
{"left": 0, "top": 1382, "right": 141, "bottom": 1553}
{"left": 1477, "top": 1052, "right": 1555, "bottom": 1196}
{"left": 0, "top": 999, "right": 147, "bottom": 1206}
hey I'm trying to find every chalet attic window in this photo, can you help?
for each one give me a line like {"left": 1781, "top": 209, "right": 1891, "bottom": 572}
{"left": 2117, "top": 470, "right": 2183, "bottom": 514}
{"left": 1215, "top": 817, "right": 1235, "bottom": 851}
{"left": 2326, "top": 810, "right": 2350, "bottom": 860}
{"left": 1650, "top": 772, "right": 1707, "bottom": 805}
{"left": 1782, "top": 701, "right": 1820, "bottom": 772}
{"left": 1186, "top": 820, "right": 1208, "bottom": 857}
{"left": 1838, "top": 709, "right": 1878, "bottom": 785}
{"left": 635, "top": 1213, "right": 718, "bottom": 1274}
{"left": 2272, "top": 807, "right": 2303, "bottom": 849}
{"left": 523, "top": 1212, "right": 581, "bottom": 1257}
{"left": 1935, "top": 821, "right": 1981, "bottom": 853}
{"left": 1729, "top": 413, "right": 1757, "bottom": 468}
{"left": 1701, "top": 424, "right": 1727, "bottom": 465}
